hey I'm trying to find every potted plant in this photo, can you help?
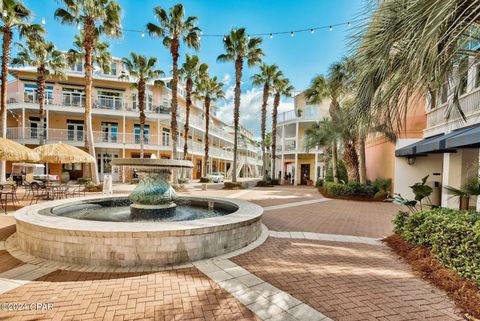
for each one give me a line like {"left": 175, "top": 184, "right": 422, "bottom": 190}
{"left": 445, "top": 176, "right": 480, "bottom": 210}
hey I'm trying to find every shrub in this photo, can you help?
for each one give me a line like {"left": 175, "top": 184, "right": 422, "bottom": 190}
{"left": 325, "top": 160, "right": 348, "bottom": 183}
{"left": 394, "top": 208, "right": 480, "bottom": 284}
{"left": 84, "top": 181, "right": 102, "bottom": 192}
{"left": 372, "top": 177, "right": 392, "bottom": 198}
{"left": 270, "top": 179, "right": 279, "bottom": 185}
{"left": 256, "top": 180, "right": 273, "bottom": 187}
{"left": 172, "top": 184, "right": 186, "bottom": 192}
{"left": 199, "top": 176, "right": 211, "bottom": 183}
{"left": 177, "top": 178, "right": 190, "bottom": 184}
{"left": 323, "top": 181, "right": 377, "bottom": 197}
{"left": 315, "top": 178, "right": 324, "bottom": 187}
{"left": 223, "top": 182, "right": 245, "bottom": 189}
{"left": 77, "top": 177, "right": 92, "bottom": 185}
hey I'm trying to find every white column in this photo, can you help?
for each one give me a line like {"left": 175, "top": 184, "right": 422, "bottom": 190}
{"left": 295, "top": 122, "right": 299, "bottom": 152}
{"left": 21, "top": 107, "right": 25, "bottom": 139}
{"left": 441, "top": 151, "right": 463, "bottom": 208}
{"left": 314, "top": 153, "right": 318, "bottom": 181}
{"left": 46, "top": 108, "right": 49, "bottom": 142}
{"left": 294, "top": 153, "right": 298, "bottom": 186}
{"left": 122, "top": 115, "right": 126, "bottom": 144}
{"left": 281, "top": 154, "right": 284, "bottom": 184}
{"left": 281, "top": 124, "right": 285, "bottom": 151}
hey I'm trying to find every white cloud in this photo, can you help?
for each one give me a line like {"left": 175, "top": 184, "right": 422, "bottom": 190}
{"left": 216, "top": 84, "right": 294, "bottom": 140}
{"left": 222, "top": 73, "right": 231, "bottom": 85}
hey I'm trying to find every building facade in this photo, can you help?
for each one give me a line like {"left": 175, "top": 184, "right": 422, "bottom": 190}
{"left": 6, "top": 57, "right": 262, "bottom": 181}
{"left": 274, "top": 92, "right": 328, "bottom": 185}
{"left": 394, "top": 61, "right": 480, "bottom": 209}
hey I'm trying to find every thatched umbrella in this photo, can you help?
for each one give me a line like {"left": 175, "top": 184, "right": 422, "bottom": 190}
{"left": 0, "top": 137, "right": 40, "bottom": 162}
{"left": 34, "top": 143, "right": 95, "bottom": 164}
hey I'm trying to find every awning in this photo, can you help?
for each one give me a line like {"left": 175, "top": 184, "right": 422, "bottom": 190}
{"left": 445, "top": 126, "right": 480, "bottom": 148}
{"left": 416, "top": 127, "right": 471, "bottom": 153}
{"left": 395, "top": 135, "right": 442, "bottom": 157}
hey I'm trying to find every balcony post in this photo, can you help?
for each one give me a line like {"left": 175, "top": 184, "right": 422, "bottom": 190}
{"left": 21, "top": 107, "right": 25, "bottom": 139}
{"left": 294, "top": 153, "right": 298, "bottom": 186}
{"left": 281, "top": 154, "right": 284, "bottom": 184}
{"left": 314, "top": 152, "right": 318, "bottom": 182}
{"left": 122, "top": 115, "right": 126, "bottom": 144}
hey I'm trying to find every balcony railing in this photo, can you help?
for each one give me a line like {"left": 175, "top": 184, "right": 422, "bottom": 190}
{"left": 7, "top": 127, "right": 234, "bottom": 160}
{"left": 277, "top": 105, "right": 328, "bottom": 124}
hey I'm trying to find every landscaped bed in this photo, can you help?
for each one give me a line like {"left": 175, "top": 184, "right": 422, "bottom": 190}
{"left": 316, "top": 179, "right": 390, "bottom": 202}
{"left": 388, "top": 208, "right": 480, "bottom": 319}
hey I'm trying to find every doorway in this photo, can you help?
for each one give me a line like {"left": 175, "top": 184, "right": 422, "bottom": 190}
{"left": 195, "top": 159, "right": 202, "bottom": 179}
{"left": 97, "top": 152, "right": 119, "bottom": 181}
{"left": 301, "top": 164, "right": 310, "bottom": 185}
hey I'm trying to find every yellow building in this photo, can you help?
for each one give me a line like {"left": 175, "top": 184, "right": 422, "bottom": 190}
{"left": 6, "top": 57, "right": 262, "bottom": 181}
{"left": 274, "top": 92, "right": 329, "bottom": 185}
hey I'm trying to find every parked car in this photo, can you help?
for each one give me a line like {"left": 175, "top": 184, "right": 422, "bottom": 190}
{"left": 210, "top": 172, "right": 225, "bottom": 183}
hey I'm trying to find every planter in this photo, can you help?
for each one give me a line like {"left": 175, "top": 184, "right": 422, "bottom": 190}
{"left": 60, "top": 171, "right": 70, "bottom": 184}
{"left": 459, "top": 196, "right": 470, "bottom": 210}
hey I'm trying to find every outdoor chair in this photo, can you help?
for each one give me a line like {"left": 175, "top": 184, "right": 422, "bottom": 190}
{"left": 29, "top": 182, "right": 48, "bottom": 205}
{"left": 0, "top": 183, "right": 19, "bottom": 213}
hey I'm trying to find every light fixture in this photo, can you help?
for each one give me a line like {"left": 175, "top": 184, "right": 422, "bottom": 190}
{"left": 310, "top": 29, "right": 314, "bottom": 34}
{"left": 407, "top": 156, "right": 416, "bottom": 165}
{"left": 290, "top": 32, "right": 294, "bottom": 37}
{"left": 141, "top": 32, "right": 145, "bottom": 38}
{"left": 269, "top": 33, "right": 273, "bottom": 39}
{"left": 77, "top": 24, "right": 81, "bottom": 30}
{"left": 223, "top": 35, "right": 226, "bottom": 41}
{"left": 329, "top": 26, "right": 333, "bottom": 31}
{"left": 41, "top": 17, "right": 46, "bottom": 25}
{"left": 348, "top": 21, "right": 351, "bottom": 27}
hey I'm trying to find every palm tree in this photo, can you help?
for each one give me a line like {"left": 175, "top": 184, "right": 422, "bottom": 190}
{"left": 272, "top": 76, "right": 293, "bottom": 180}
{"left": 1, "top": 0, "right": 43, "bottom": 180}
{"left": 12, "top": 34, "right": 67, "bottom": 146}
{"left": 194, "top": 75, "right": 225, "bottom": 177}
{"left": 55, "top": 0, "right": 122, "bottom": 184}
{"left": 120, "top": 53, "right": 164, "bottom": 158}
{"left": 178, "top": 54, "right": 207, "bottom": 159}
{"left": 354, "top": 0, "right": 480, "bottom": 128}
{"left": 252, "top": 63, "right": 279, "bottom": 181}
{"left": 217, "top": 28, "right": 264, "bottom": 183}
{"left": 147, "top": 4, "right": 201, "bottom": 161}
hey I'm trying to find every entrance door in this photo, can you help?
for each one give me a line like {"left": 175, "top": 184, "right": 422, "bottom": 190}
{"left": 97, "top": 152, "right": 119, "bottom": 181}
{"left": 301, "top": 164, "right": 310, "bottom": 185}
{"left": 101, "top": 122, "right": 118, "bottom": 143}
{"left": 67, "top": 122, "right": 84, "bottom": 143}
{"left": 196, "top": 160, "right": 202, "bottom": 179}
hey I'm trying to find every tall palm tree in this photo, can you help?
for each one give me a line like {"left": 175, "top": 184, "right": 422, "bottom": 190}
{"left": 194, "top": 75, "right": 225, "bottom": 177}
{"left": 217, "top": 28, "right": 264, "bottom": 183}
{"left": 55, "top": 0, "right": 122, "bottom": 183}
{"left": 178, "top": 54, "right": 207, "bottom": 159}
{"left": 12, "top": 34, "right": 67, "bottom": 146}
{"left": 252, "top": 63, "right": 279, "bottom": 181}
{"left": 271, "top": 76, "right": 293, "bottom": 180}
{"left": 147, "top": 4, "right": 201, "bottom": 161}
{"left": 120, "top": 53, "right": 164, "bottom": 158}
{"left": 1, "top": 0, "right": 43, "bottom": 180}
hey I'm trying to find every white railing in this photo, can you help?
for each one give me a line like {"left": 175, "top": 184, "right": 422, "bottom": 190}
{"left": 277, "top": 105, "right": 327, "bottom": 124}
{"left": 426, "top": 87, "right": 480, "bottom": 129}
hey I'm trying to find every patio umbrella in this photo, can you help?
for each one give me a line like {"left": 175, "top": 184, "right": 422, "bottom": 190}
{"left": 0, "top": 137, "right": 40, "bottom": 162}
{"left": 34, "top": 143, "right": 95, "bottom": 164}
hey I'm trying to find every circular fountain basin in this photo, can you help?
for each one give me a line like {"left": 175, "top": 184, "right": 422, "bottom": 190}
{"left": 14, "top": 195, "right": 263, "bottom": 267}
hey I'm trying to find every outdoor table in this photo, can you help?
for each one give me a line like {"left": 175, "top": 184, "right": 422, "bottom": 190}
{"left": 36, "top": 178, "right": 61, "bottom": 200}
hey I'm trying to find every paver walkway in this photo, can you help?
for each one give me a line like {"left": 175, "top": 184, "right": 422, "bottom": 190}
{"left": 0, "top": 184, "right": 466, "bottom": 320}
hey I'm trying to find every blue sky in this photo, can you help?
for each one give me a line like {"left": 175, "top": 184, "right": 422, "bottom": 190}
{"left": 17, "top": 0, "right": 367, "bottom": 136}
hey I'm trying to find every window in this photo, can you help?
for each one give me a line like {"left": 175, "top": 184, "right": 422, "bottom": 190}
{"left": 28, "top": 117, "right": 46, "bottom": 139}
{"left": 110, "top": 62, "right": 117, "bottom": 76}
{"left": 459, "top": 59, "right": 469, "bottom": 95}
{"left": 24, "top": 84, "right": 53, "bottom": 104}
{"left": 62, "top": 88, "right": 85, "bottom": 107}
{"left": 132, "top": 92, "right": 153, "bottom": 111}
{"left": 67, "top": 120, "right": 84, "bottom": 142}
{"left": 70, "top": 61, "right": 83, "bottom": 72}
{"left": 97, "top": 91, "right": 122, "bottom": 110}
{"left": 101, "top": 122, "right": 118, "bottom": 143}
{"left": 134, "top": 124, "right": 150, "bottom": 144}
{"left": 162, "top": 128, "right": 170, "bottom": 146}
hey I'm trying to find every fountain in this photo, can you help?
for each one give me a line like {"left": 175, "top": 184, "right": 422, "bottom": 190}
{"left": 12, "top": 158, "right": 263, "bottom": 267}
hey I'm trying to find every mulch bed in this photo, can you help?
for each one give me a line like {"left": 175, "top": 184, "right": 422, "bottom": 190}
{"left": 384, "top": 234, "right": 480, "bottom": 320}
{"left": 318, "top": 187, "right": 387, "bottom": 202}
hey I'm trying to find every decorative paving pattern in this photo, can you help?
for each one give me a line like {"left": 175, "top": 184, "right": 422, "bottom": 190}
{"left": 232, "top": 237, "right": 463, "bottom": 321}
{"left": 269, "top": 230, "right": 382, "bottom": 246}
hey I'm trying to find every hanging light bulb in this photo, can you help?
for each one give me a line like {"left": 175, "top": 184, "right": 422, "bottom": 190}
{"left": 141, "top": 32, "right": 145, "bottom": 38}
{"left": 77, "top": 24, "right": 81, "bottom": 30}
{"left": 310, "top": 29, "right": 314, "bottom": 34}
{"left": 223, "top": 35, "right": 226, "bottom": 41}
{"left": 348, "top": 22, "right": 351, "bottom": 27}
{"left": 290, "top": 32, "right": 294, "bottom": 37}
{"left": 41, "top": 17, "right": 46, "bottom": 25}
{"left": 269, "top": 33, "right": 273, "bottom": 39}
{"left": 329, "top": 26, "right": 333, "bottom": 31}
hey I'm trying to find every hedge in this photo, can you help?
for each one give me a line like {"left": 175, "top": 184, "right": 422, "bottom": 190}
{"left": 394, "top": 208, "right": 480, "bottom": 284}
{"left": 323, "top": 181, "right": 377, "bottom": 197}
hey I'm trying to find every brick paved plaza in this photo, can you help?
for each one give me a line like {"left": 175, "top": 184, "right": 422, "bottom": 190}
{"left": 0, "top": 185, "right": 464, "bottom": 320}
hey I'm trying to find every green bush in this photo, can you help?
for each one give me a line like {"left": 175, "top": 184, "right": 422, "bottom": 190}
{"left": 177, "top": 178, "right": 190, "bottom": 184}
{"left": 223, "top": 182, "right": 245, "bottom": 189}
{"left": 323, "top": 181, "right": 377, "bottom": 197}
{"left": 256, "top": 180, "right": 273, "bottom": 187}
{"left": 270, "top": 179, "right": 279, "bottom": 185}
{"left": 394, "top": 208, "right": 480, "bottom": 284}
{"left": 199, "top": 176, "right": 211, "bottom": 183}
{"left": 77, "top": 177, "right": 92, "bottom": 185}
{"left": 325, "top": 160, "right": 348, "bottom": 183}
{"left": 315, "top": 178, "right": 324, "bottom": 187}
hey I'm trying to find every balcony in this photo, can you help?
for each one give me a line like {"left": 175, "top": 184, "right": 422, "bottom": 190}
{"left": 277, "top": 105, "right": 328, "bottom": 124}
{"left": 6, "top": 127, "right": 234, "bottom": 160}
{"left": 426, "top": 86, "right": 480, "bottom": 136}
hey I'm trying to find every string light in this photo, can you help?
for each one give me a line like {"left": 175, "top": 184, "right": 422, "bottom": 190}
{"left": 41, "top": 17, "right": 46, "bottom": 25}
{"left": 290, "top": 31, "right": 294, "bottom": 37}
{"left": 77, "top": 24, "right": 81, "bottom": 30}
{"left": 269, "top": 33, "right": 273, "bottom": 39}
{"left": 141, "top": 32, "right": 145, "bottom": 38}
{"left": 329, "top": 26, "right": 333, "bottom": 31}
{"left": 348, "top": 21, "right": 351, "bottom": 27}
{"left": 223, "top": 35, "right": 226, "bottom": 41}
{"left": 310, "top": 29, "right": 314, "bottom": 34}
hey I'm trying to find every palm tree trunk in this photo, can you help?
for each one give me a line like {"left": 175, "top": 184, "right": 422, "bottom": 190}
{"left": 232, "top": 58, "right": 243, "bottom": 183}
{"left": 83, "top": 20, "right": 100, "bottom": 183}
{"left": 183, "top": 77, "right": 192, "bottom": 160}
{"left": 343, "top": 142, "right": 360, "bottom": 183}
{"left": 203, "top": 96, "right": 210, "bottom": 177}
{"left": 261, "top": 83, "right": 269, "bottom": 181}
{"left": 272, "top": 92, "right": 280, "bottom": 180}
{"left": 331, "top": 140, "right": 339, "bottom": 183}
{"left": 37, "top": 66, "right": 46, "bottom": 146}
{"left": 0, "top": 28, "right": 12, "bottom": 182}
{"left": 358, "top": 137, "right": 367, "bottom": 184}
{"left": 138, "top": 80, "right": 146, "bottom": 158}
{"left": 170, "top": 38, "right": 179, "bottom": 160}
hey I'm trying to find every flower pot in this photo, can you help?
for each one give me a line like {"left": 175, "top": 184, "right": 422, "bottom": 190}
{"left": 60, "top": 171, "right": 70, "bottom": 184}
{"left": 459, "top": 196, "right": 470, "bottom": 210}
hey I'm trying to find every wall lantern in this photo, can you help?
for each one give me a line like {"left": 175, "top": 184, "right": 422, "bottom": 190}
{"left": 407, "top": 156, "right": 416, "bottom": 165}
